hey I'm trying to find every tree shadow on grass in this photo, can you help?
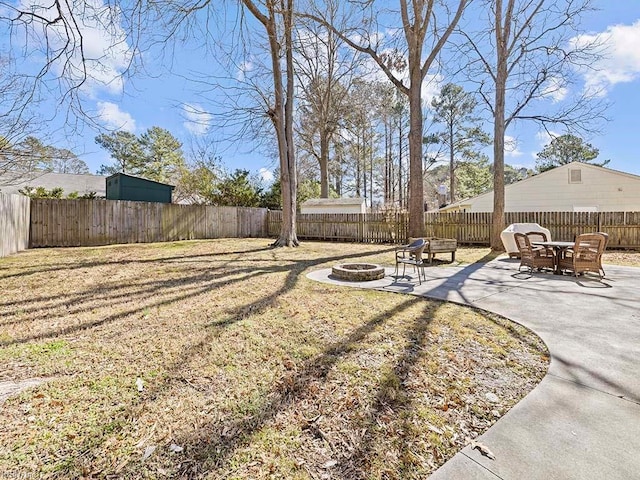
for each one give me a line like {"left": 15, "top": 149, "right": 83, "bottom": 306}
{"left": 0, "top": 244, "right": 394, "bottom": 348}
{"left": 167, "top": 296, "right": 425, "bottom": 479}
{"left": 0, "top": 245, "right": 276, "bottom": 281}
{"left": 330, "top": 301, "right": 438, "bottom": 479}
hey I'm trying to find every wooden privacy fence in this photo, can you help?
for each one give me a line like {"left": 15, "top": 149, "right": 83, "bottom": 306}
{"left": 23, "top": 200, "right": 640, "bottom": 249}
{"left": 425, "top": 211, "right": 640, "bottom": 248}
{"left": 0, "top": 193, "right": 30, "bottom": 257}
{"left": 30, "top": 199, "right": 268, "bottom": 247}
{"left": 268, "top": 210, "right": 640, "bottom": 248}
{"left": 268, "top": 211, "right": 409, "bottom": 244}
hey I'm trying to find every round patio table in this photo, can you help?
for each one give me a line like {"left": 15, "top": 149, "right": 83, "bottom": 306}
{"left": 531, "top": 240, "right": 574, "bottom": 275}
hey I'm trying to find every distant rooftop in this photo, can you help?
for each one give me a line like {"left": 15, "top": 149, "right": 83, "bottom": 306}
{"left": 301, "top": 197, "right": 366, "bottom": 206}
{"left": 0, "top": 171, "right": 107, "bottom": 197}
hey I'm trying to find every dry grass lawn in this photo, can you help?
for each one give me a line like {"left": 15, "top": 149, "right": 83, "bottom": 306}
{"left": 0, "top": 240, "right": 553, "bottom": 479}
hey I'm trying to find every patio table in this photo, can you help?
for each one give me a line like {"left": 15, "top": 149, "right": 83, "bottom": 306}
{"left": 531, "top": 241, "right": 574, "bottom": 275}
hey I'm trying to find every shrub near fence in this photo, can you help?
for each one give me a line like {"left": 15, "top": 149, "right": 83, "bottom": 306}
{"left": 29, "top": 199, "right": 268, "bottom": 247}
{"left": 0, "top": 193, "right": 30, "bottom": 257}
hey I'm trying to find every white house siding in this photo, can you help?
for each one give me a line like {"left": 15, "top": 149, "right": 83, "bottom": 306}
{"left": 301, "top": 204, "right": 365, "bottom": 214}
{"left": 452, "top": 163, "right": 640, "bottom": 212}
{"left": 300, "top": 198, "right": 366, "bottom": 214}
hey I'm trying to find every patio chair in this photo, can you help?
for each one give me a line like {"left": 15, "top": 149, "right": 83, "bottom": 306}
{"left": 514, "top": 232, "right": 555, "bottom": 273}
{"left": 558, "top": 232, "right": 607, "bottom": 279}
{"left": 526, "top": 231, "right": 554, "bottom": 257}
{"left": 597, "top": 232, "right": 609, "bottom": 277}
{"left": 394, "top": 238, "right": 427, "bottom": 284}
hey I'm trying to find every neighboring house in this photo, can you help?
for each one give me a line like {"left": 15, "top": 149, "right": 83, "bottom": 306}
{"left": 301, "top": 197, "right": 367, "bottom": 214}
{"left": 106, "top": 173, "right": 174, "bottom": 204}
{"left": 440, "top": 162, "right": 640, "bottom": 212}
{"left": 0, "top": 172, "right": 107, "bottom": 197}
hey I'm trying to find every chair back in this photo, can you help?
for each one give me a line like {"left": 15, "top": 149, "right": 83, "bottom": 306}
{"left": 408, "top": 239, "right": 426, "bottom": 261}
{"left": 573, "top": 233, "right": 606, "bottom": 260}
{"left": 514, "top": 232, "right": 534, "bottom": 261}
{"left": 596, "top": 231, "right": 609, "bottom": 250}
{"left": 406, "top": 238, "right": 425, "bottom": 249}
{"left": 526, "top": 231, "right": 549, "bottom": 243}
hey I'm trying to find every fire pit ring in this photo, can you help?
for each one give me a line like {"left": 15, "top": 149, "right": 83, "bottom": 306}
{"left": 332, "top": 263, "right": 385, "bottom": 281}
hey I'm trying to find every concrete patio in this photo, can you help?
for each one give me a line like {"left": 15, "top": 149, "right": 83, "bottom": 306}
{"left": 307, "top": 257, "right": 640, "bottom": 479}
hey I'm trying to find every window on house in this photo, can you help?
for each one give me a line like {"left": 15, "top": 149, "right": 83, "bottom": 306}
{"left": 569, "top": 168, "right": 582, "bottom": 184}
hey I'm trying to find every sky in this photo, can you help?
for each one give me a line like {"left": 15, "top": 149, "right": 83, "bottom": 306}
{"left": 2, "top": 0, "right": 640, "bottom": 180}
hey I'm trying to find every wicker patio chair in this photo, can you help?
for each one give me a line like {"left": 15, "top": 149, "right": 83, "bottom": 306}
{"left": 525, "top": 231, "right": 555, "bottom": 257}
{"left": 394, "top": 238, "right": 427, "bottom": 284}
{"left": 559, "top": 232, "right": 607, "bottom": 279}
{"left": 514, "top": 232, "right": 555, "bottom": 273}
{"left": 597, "top": 231, "right": 610, "bottom": 277}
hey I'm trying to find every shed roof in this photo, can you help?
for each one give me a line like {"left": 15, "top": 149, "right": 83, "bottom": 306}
{"left": 106, "top": 172, "right": 175, "bottom": 189}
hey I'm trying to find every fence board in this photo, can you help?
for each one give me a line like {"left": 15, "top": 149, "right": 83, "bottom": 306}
{"left": 29, "top": 199, "right": 269, "bottom": 247}
{"left": 266, "top": 210, "right": 640, "bottom": 248}
{"left": 25, "top": 200, "right": 640, "bottom": 249}
{"left": 0, "top": 193, "right": 31, "bottom": 258}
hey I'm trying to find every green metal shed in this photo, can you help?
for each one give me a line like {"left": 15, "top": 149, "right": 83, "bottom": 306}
{"left": 106, "top": 173, "right": 175, "bottom": 203}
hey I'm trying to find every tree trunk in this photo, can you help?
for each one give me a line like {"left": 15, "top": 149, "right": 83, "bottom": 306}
{"left": 384, "top": 121, "right": 390, "bottom": 203}
{"left": 398, "top": 118, "right": 403, "bottom": 209}
{"left": 491, "top": 0, "right": 507, "bottom": 251}
{"left": 264, "top": 0, "right": 298, "bottom": 247}
{"left": 449, "top": 121, "right": 455, "bottom": 204}
{"left": 407, "top": 67, "right": 426, "bottom": 238}
{"left": 319, "top": 133, "right": 329, "bottom": 197}
{"left": 369, "top": 127, "right": 373, "bottom": 209}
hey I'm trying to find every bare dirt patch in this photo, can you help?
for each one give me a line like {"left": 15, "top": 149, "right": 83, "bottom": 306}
{"left": 0, "top": 240, "right": 547, "bottom": 479}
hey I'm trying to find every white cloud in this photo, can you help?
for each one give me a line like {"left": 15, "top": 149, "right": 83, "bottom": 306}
{"left": 16, "top": 0, "right": 132, "bottom": 96}
{"left": 183, "top": 104, "right": 212, "bottom": 136}
{"left": 236, "top": 60, "right": 254, "bottom": 82}
{"left": 504, "top": 135, "right": 523, "bottom": 158}
{"left": 535, "top": 130, "right": 560, "bottom": 147}
{"left": 97, "top": 101, "right": 136, "bottom": 131}
{"left": 421, "top": 73, "right": 443, "bottom": 105}
{"left": 542, "top": 77, "right": 568, "bottom": 103}
{"left": 259, "top": 168, "right": 274, "bottom": 183}
{"left": 572, "top": 20, "right": 640, "bottom": 96}
{"left": 531, "top": 130, "right": 561, "bottom": 159}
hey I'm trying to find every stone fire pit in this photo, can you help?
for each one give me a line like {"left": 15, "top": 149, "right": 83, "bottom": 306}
{"left": 331, "top": 263, "right": 385, "bottom": 281}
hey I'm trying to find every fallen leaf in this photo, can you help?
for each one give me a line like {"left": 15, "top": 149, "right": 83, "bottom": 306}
{"left": 485, "top": 392, "right": 500, "bottom": 403}
{"left": 169, "top": 443, "right": 183, "bottom": 453}
{"left": 426, "top": 423, "right": 444, "bottom": 435}
{"left": 142, "top": 445, "right": 156, "bottom": 461}
{"left": 471, "top": 440, "right": 496, "bottom": 460}
{"left": 323, "top": 460, "right": 338, "bottom": 469}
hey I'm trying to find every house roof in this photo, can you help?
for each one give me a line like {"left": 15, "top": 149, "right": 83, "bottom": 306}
{"left": 301, "top": 197, "right": 366, "bottom": 207}
{"left": 0, "top": 171, "right": 107, "bottom": 196}
{"left": 439, "top": 162, "right": 640, "bottom": 211}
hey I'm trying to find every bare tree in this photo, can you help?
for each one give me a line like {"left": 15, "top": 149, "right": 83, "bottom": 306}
{"left": 460, "top": 0, "right": 605, "bottom": 249}
{"left": 240, "top": 0, "right": 298, "bottom": 246}
{"left": 0, "top": 55, "right": 44, "bottom": 184}
{"left": 306, "top": 0, "right": 469, "bottom": 237}
{"left": 3, "top": 0, "right": 300, "bottom": 246}
{"left": 1, "top": 1, "right": 134, "bottom": 127}
{"left": 294, "top": 0, "right": 359, "bottom": 198}
{"left": 430, "top": 83, "right": 490, "bottom": 203}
